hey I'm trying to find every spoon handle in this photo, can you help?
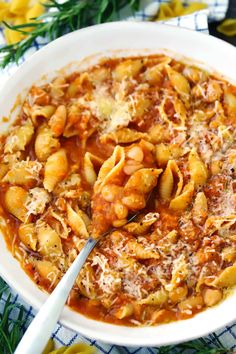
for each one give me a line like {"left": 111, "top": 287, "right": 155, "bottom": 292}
{"left": 14, "top": 237, "right": 97, "bottom": 354}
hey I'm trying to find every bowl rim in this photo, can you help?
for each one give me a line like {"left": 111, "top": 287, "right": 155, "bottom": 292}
{"left": 1, "top": 21, "right": 236, "bottom": 347}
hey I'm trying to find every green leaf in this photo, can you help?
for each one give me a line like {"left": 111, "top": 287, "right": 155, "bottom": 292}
{"left": 129, "top": 0, "right": 140, "bottom": 12}
{"left": 100, "top": 0, "right": 110, "bottom": 13}
{"left": 0, "top": 279, "right": 27, "bottom": 353}
{"left": 0, "top": 0, "right": 142, "bottom": 67}
{"left": 157, "top": 339, "right": 232, "bottom": 354}
{"left": 0, "top": 278, "right": 7, "bottom": 294}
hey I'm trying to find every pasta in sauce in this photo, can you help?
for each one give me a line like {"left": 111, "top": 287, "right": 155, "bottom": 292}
{"left": 1, "top": 54, "right": 236, "bottom": 326}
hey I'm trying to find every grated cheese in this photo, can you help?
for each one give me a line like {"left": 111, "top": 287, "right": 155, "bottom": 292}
{"left": 25, "top": 187, "right": 51, "bottom": 216}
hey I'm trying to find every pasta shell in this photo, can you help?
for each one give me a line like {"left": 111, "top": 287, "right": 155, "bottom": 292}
{"left": 113, "top": 59, "right": 143, "bottom": 81}
{"left": 0, "top": 163, "right": 9, "bottom": 180}
{"left": 90, "top": 67, "right": 110, "bottom": 83}
{"left": 165, "top": 255, "right": 188, "bottom": 291}
{"left": 43, "top": 149, "right": 68, "bottom": 192}
{"left": 31, "top": 105, "right": 56, "bottom": 126}
{"left": 192, "top": 192, "right": 208, "bottom": 225}
{"left": 35, "top": 123, "right": 60, "bottom": 161}
{"left": 188, "top": 149, "right": 208, "bottom": 186}
{"left": 5, "top": 26, "right": 25, "bottom": 45}
{"left": 83, "top": 152, "right": 97, "bottom": 186}
{"left": 159, "top": 96, "right": 186, "bottom": 127}
{"left": 114, "top": 304, "right": 134, "bottom": 319}
{"left": 49, "top": 210, "right": 70, "bottom": 239}
{"left": 159, "top": 162, "right": 174, "bottom": 200}
{"left": 53, "top": 173, "right": 81, "bottom": 197}
{"left": 100, "top": 128, "right": 149, "bottom": 144}
{"left": 183, "top": 66, "right": 208, "bottom": 84}
{"left": 67, "top": 204, "right": 89, "bottom": 238}
{"left": 36, "top": 222, "right": 63, "bottom": 257}
{"left": 76, "top": 263, "right": 96, "bottom": 299}
{"left": 149, "top": 124, "right": 167, "bottom": 144}
{"left": 222, "top": 246, "right": 236, "bottom": 262}
{"left": 132, "top": 95, "right": 150, "bottom": 117}
{"left": 139, "top": 289, "right": 168, "bottom": 305}
{"left": 33, "top": 260, "right": 60, "bottom": 287}
{"left": 18, "top": 223, "right": 37, "bottom": 251}
{"left": 183, "top": 2, "right": 207, "bottom": 15}
{"left": 217, "top": 19, "right": 236, "bottom": 37}
{"left": 10, "top": 0, "right": 29, "bottom": 15}
{"left": 95, "top": 145, "right": 125, "bottom": 193}
{"left": 25, "top": 2, "right": 44, "bottom": 22}
{"left": 159, "top": 160, "right": 183, "bottom": 200}
{"left": 205, "top": 80, "right": 222, "bottom": 103}
{"left": 67, "top": 73, "right": 89, "bottom": 97}
{"left": 0, "top": 3, "right": 10, "bottom": 22}
{"left": 166, "top": 66, "right": 190, "bottom": 97}
{"left": 169, "top": 181, "right": 194, "bottom": 211}
{"left": 4, "top": 186, "right": 29, "bottom": 222}
{"left": 127, "top": 240, "right": 159, "bottom": 259}
{"left": 212, "top": 263, "right": 236, "bottom": 288}
{"left": 27, "top": 86, "right": 50, "bottom": 106}
{"left": 157, "top": 3, "right": 174, "bottom": 20}
{"left": 224, "top": 90, "right": 236, "bottom": 114}
{"left": 63, "top": 344, "right": 96, "bottom": 354}
{"left": 204, "top": 215, "right": 236, "bottom": 236}
{"left": 169, "top": 285, "right": 188, "bottom": 304}
{"left": 156, "top": 143, "right": 171, "bottom": 166}
{"left": 173, "top": 97, "right": 187, "bottom": 125}
{"left": 48, "top": 105, "right": 67, "bottom": 137}
{"left": 4, "top": 120, "right": 34, "bottom": 154}
{"left": 124, "top": 212, "right": 159, "bottom": 235}
{"left": 144, "top": 64, "right": 163, "bottom": 85}
{"left": 50, "top": 77, "right": 67, "bottom": 99}
{"left": 25, "top": 187, "right": 51, "bottom": 216}
{"left": 2, "top": 160, "right": 42, "bottom": 187}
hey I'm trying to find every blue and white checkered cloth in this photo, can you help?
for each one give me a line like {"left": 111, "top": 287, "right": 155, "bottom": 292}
{"left": 2, "top": 0, "right": 236, "bottom": 352}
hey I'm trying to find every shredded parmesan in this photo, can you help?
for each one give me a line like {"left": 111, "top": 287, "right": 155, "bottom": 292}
{"left": 25, "top": 187, "right": 51, "bottom": 216}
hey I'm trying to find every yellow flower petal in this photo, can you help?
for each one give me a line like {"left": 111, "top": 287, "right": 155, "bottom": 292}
{"left": 217, "top": 19, "right": 236, "bottom": 37}
{"left": 9, "top": 0, "right": 30, "bottom": 15}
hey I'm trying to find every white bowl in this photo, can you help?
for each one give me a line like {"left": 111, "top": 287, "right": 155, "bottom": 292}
{"left": 0, "top": 22, "right": 236, "bottom": 347}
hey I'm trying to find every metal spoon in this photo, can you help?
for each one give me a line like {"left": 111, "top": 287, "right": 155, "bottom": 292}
{"left": 14, "top": 213, "right": 140, "bottom": 354}
{"left": 14, "top": 237, "right": 98, "bottom": 354}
